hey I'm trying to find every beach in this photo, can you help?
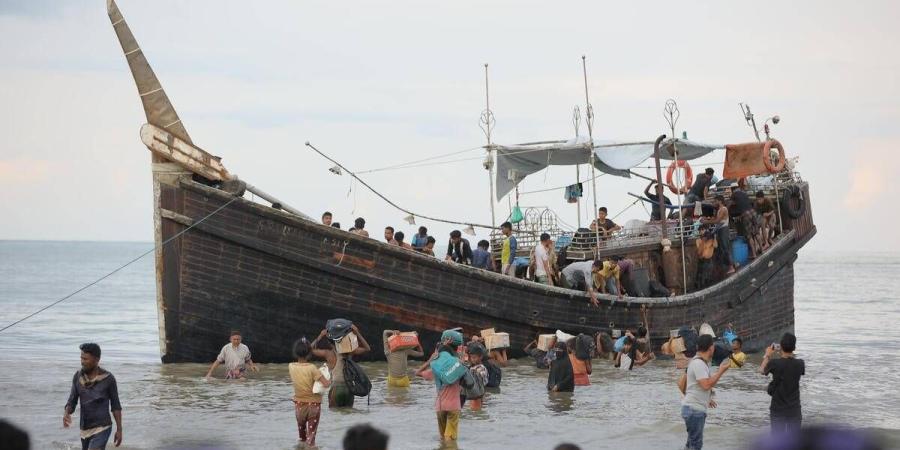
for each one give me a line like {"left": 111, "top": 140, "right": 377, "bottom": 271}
{"left": 1, "top": 241, "right": 899, "bottom": 449}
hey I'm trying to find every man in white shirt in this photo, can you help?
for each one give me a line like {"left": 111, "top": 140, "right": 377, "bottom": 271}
{"left": 560, "top": 260, "right": 603, "bottom": 306}
{"left": 681, "top": 334, "right": 730, "bottom": 450}
{"left": 533, "top": 233, "right": 554, "bottom": 286}
{"left": 205, "top": 330, "right": 259, "bottom": 380}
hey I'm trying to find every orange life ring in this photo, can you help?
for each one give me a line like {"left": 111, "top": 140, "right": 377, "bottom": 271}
{"left": 763, "top": 139, "right": 786, "bottom": 173}
{"left": 665, "top": 160, "right": 693, "bottom": 194}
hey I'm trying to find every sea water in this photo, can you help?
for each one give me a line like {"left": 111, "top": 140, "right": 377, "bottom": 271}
{"left": 1, "top": 241, "right": 898, "bottom": 449}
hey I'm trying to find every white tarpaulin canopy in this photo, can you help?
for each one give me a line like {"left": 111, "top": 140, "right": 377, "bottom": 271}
{"left": 493, "top": 136, "right": 722, "bottom": 200}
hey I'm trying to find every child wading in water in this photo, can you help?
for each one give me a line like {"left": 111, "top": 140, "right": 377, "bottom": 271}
{"left": 465, "top": 342, "right": 489, "bottom": 411}
{"left": 289, "top": 338, "right": 330, "bottom": 447}
{"left": 427, "top": 330, "right": 465, "bottom": 443}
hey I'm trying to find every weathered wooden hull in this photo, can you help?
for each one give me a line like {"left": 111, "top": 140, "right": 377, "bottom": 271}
{"left": 152, "top": 174, "right": 815, "bottom": 363}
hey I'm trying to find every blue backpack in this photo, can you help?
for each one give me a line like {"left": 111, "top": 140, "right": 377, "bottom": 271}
{"left": 430, "top": 351, "right": 467, "bottom": 385}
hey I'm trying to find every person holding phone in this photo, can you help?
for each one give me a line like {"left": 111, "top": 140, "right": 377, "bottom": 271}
{"left": 760, "top": 333, "right": 805, "bottom": 433}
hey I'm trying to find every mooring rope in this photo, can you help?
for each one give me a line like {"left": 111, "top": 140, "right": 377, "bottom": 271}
{"left": 0, "top": 196, "right": 240, "bottom": 334}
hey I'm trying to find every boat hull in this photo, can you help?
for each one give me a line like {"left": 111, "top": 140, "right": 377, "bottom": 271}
{"left": 153, "top": 177, "right": 815, "bottom": 363}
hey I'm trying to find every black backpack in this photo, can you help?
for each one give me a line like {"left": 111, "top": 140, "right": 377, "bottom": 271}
{"left": 484, "top": 360, "right": 502, "bottom": 388}
{"left": 462, "top": 368, "right": 485, "bottom": 400}
{"left": 342, "top": 356, "right": 372, "bottom": 397}
{"left": 575, "top": 334, "right": 595, "bottom": 360}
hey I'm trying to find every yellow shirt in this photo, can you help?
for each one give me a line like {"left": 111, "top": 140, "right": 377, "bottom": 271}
{"left": 597, "top": 261, "right": 620, "bottom": 281}
{"left": 729, "top": 351, "right": 747, "bottom": 368}
{"left": 289, "top": 362, "right": 323, "bottom": 403}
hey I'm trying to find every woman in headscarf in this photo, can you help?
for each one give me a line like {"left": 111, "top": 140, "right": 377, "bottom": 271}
{"left": 547, "top": 341, "right": 574, "bottom": 392}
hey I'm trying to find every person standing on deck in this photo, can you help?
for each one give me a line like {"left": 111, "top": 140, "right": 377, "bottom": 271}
{"left": 205, "top": 330, "right": 259, "bottom": 380}
{"left": 644, "top": 180, "right": 672, "bottom": 221}
{"left": 64, "top": 343, "right": 123, "bottom": 450}
{"left": 472, "top": 240, "right": 495, "bottom": 271}
{"left": 289, "top": 338, "right": 330, "bottom": 447}
{"left": 383, "top": 330, "right": 425, "bottom": 387}
{"left": 315, "top": 325, "right": 371, "bottom": 408}
{"left": 321, "top": 211, "right": 333, "bottom": 227}
{"left": 394, "top": 231, "right": 413, "bottom": 250}
{"left": 499, "top": 221, "right": 517, "bottom": 276}
{"left": 681, "top": 334, "right": 730, "bottom": 450}
{"left": 755, "top": 191, "right": 777, "bottom": 250}
{"left": 590, "top": 207, "right": 621, "bottom": 237}
{"left": 701, "top": 195, "right": 735, "bottom": 274}
{"left": 411, "top": 226, "right": 430, "bottom": 250}
{"left": 384, "top": 226, "right": 398, "bottom": 245}
{"left": 686, "top": 168, "right": 714, "bottom": 204}
{"left": 595, "top": 257, "right": 624, "bottom": 298}
{"left": 616, "top": 256, "right": 635, "bottom": 295}
{"left": 760, "top": 332, "right": 805, "bottom": 434}
{"left": 445, "top": 230, "right": 473, "bottom": 265}
{"left": 531, "top": 233, "right": 555, "bottom": 285}
{"left": 560, "top": 260, "right": 603, "bottom": 306}
{"left": 351, "top": 217, "right": 369, "bottom": 238}
{"left": 420, "top": 236, "right": 437, "bottom": 256}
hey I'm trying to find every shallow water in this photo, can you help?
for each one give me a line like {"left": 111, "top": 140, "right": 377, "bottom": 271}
{"left": 1, "top": 241, "right": 898, "bottom": 449}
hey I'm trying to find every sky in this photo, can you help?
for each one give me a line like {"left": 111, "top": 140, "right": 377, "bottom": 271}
{"left": 1, "top": 0, "right": 898, "bottom": 252}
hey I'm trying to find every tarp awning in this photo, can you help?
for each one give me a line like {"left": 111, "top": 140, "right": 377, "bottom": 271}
{"left": 493, "top": 136, "right": 722, "bottom": 200}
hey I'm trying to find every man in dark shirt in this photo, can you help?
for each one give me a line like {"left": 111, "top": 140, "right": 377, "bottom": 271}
{"left": 64, "top": 343, "right": 123, "bottom": 449}
{"left": 644, "top": 180, "right": 672, "bottom": 221}
{"left": 445, "top": 230, "right": 473, "bottom": 265}
{"left": 731, "top": 185, "right": 762, "bottom": 258}
{"left": 590, "top": 207, "right": 621, "bottom": 237}
{"left": 686, "top": 168, "right": 715, "bottom": 204}
{"left": 760, "top": 332, "right": 805, "bottom": 433}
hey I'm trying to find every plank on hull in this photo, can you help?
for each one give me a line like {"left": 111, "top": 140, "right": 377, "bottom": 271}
{"left": 156, "top": 178, "right": 814, "bottom": 363}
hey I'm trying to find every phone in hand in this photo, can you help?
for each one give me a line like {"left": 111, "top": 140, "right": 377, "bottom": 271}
{"left": 771, "top": 343, "right": 780, "bottom": 351}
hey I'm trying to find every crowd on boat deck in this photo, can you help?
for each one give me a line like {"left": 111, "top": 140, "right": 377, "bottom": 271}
{"left": 317, "top": 167, "right": 782, "bottom": 298}
{"left": 54, "top": 317, "right": 817, "bottom": 450}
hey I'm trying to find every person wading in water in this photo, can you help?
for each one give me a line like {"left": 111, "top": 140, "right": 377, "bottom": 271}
{"left": 205, "top": 330, "right": 259, "bottom": 380}
{"left": 64, "top": 343, "right": 123, "bottom": 450}
{"left": 312, "top": 324, "right": 371, "bottom": 408}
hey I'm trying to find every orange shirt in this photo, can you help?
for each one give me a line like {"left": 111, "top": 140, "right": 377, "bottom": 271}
{"left": 569, "top": 354, "right": 590, "bottom": 386}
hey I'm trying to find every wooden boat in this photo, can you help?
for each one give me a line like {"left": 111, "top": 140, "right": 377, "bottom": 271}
{"left": 107, "top": 0, "right": 815, "bottom": 362}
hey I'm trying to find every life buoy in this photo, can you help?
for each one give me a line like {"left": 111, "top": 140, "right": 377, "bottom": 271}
{"left": 781, "top": 185, "right": 805, "bottom": 219}
{"left": 763, "top": 139, "right": 786, "bottom": 173}
{"left": 666, "top": 160, "right": 693, "bottom": 194}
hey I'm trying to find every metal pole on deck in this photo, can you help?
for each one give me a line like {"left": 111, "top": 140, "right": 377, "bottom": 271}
{"left": 581, "top": 56, "right": 601, "bottom": 254}
{"left": 481, "top": 64, "right": 497, "bottom": 228}
{"left": 652, "top": 135, "right": 668, "bottom": 240}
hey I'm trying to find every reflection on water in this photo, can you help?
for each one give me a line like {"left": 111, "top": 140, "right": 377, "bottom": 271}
{"left": 2, "top": 243, "right": 900, "bottom": 449}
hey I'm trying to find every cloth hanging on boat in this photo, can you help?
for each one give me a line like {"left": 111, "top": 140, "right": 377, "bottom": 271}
{"left": 509, "top": 206, "right": 525, "bottom": 224}
{"left": 564, "top": 183, "right": 583, "bottom": 203}
{"left": 493, "top": 136, "right": 722, "bottom": 201}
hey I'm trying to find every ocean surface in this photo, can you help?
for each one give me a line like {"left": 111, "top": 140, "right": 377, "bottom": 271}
{"left": 0, "top": 241, "right": 898, "bottom": 450}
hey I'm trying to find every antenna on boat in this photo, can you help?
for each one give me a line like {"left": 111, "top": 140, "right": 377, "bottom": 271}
{"left": 480, "top": 63, "right": 497, "bottom": 228}
{"left": 572, "top": 106, "right": 583, "bottom": 229}
{"left": 664, "top": 99, "right": 689, "bottom": 293}
{"left": 581, "top": 55, "right": 601, "bottom": 252}
{"left": 739, "top": 103, "right": 762, "bottom": 142}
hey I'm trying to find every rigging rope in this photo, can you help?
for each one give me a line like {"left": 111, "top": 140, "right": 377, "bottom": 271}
{"left": 0, "top": 196, "right": 239, "bottom": 334}
{"left": 306, "top": 142, "right": 496, "bottom": 229}
{"left": 356, "top": 146, "right": 483, "bottom": 174}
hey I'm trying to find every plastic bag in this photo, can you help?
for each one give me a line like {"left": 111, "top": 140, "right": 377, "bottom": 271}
{"left": 312, "top": 363, "right": 331, "bottom": 394}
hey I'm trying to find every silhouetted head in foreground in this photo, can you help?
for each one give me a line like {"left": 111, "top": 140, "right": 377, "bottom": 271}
{"left": 343, "top": 423, "right": 389, "bottom": 450}
{"left": 0, "top": 420, "right": 30, "bottom": 450}
{"left": 554, "top": 444, "right": 581, "bottom": 450}
{"left": 749, "top": 425, "right": 884, "bottom": 450}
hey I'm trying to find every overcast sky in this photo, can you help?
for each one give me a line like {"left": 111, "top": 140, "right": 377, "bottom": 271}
{"left": 1, "top": 0, "right": 898, "bottom": 252}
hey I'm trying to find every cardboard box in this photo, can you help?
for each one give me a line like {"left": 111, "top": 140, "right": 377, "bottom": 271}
{"left": 387, "top": 332, "right": 419, "bottom": 352}
{"left": 335, "top": 333, "right": 359, "bottom": 354}
{"left": 486, "top": 332, "right": 510, "bottom": 350}
{"left": 537, "top": 334, "right": 557, "bottom": 352}
{"left": 671, "top": 336, "right": 686, "bottom": 354}
{"left": 480, "top": 328, "right": 496, "bottom": 339}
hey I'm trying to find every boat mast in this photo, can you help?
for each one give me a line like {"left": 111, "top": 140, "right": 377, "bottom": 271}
{"left": 481, "top": 64, "right": 497, "bottom": 228}
{"left": 573, "top": 107, "right": 582, "bottom": 229}
{"left": 581, "top": 56, "right": 601, "bottom": 252}
{"left": 664, "top": 99, "right": 688, "bottom": 293}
